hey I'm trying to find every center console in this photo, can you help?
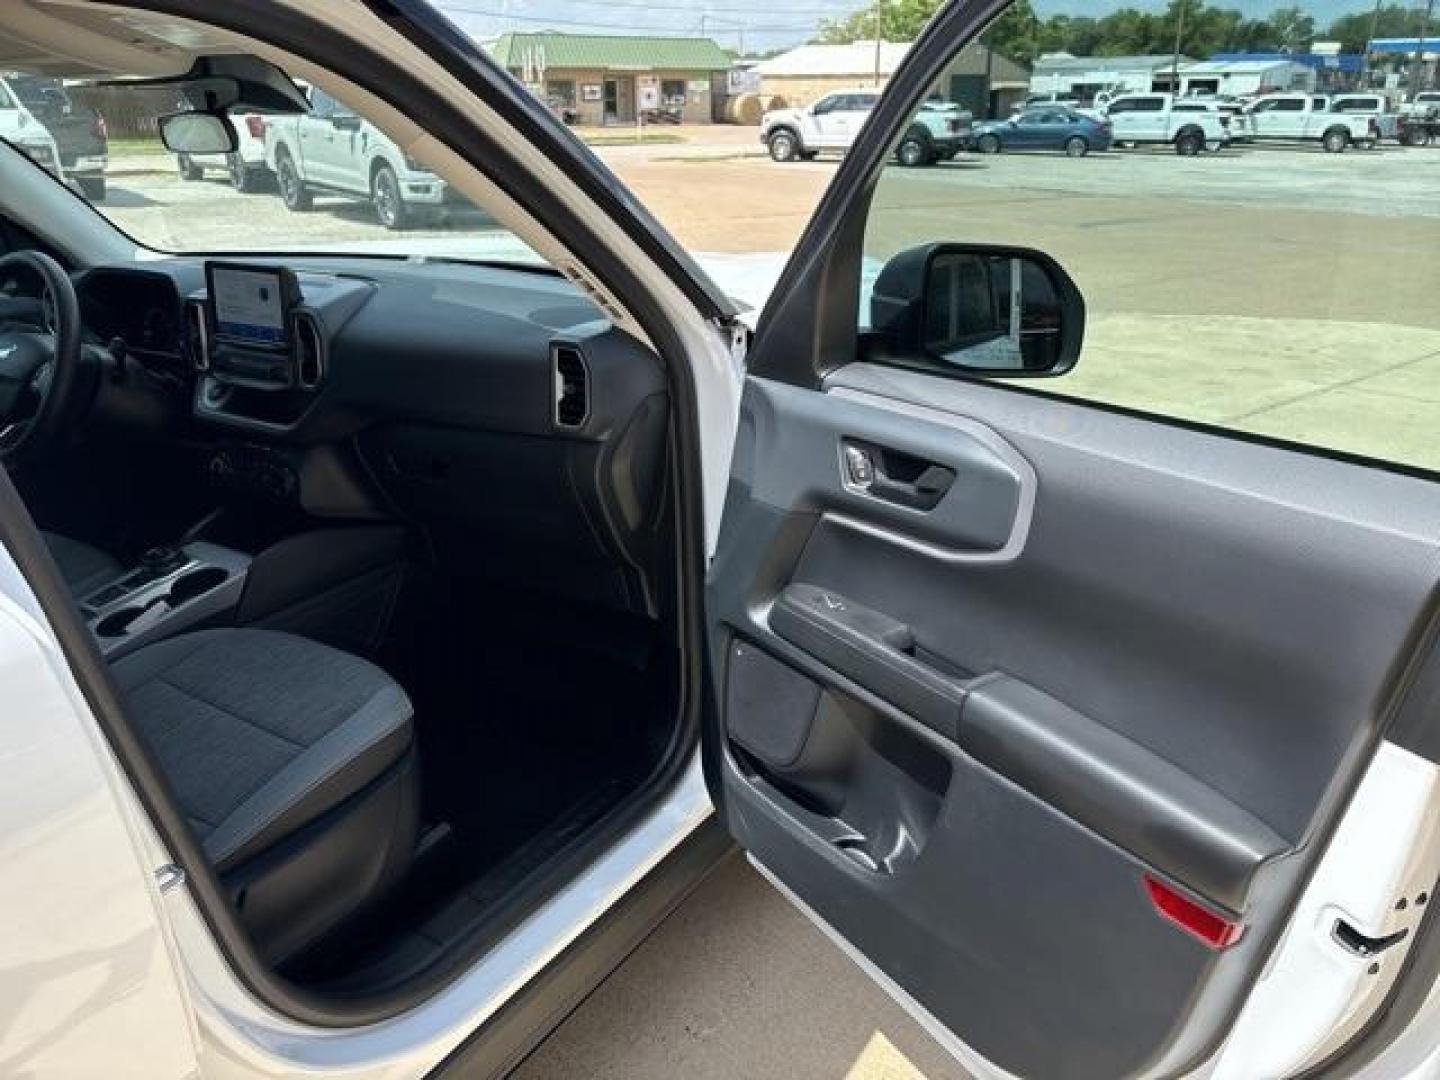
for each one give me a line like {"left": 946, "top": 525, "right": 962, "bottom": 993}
{"left": 184, "top": 261, "right": 371, "bottom": 434}
{"left": 79, "top": 543, "right": 251, "bottom": 659}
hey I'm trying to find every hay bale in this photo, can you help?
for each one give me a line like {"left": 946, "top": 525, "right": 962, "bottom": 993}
{"left": 724, "top": 93, "right": 763, "bottom": 125}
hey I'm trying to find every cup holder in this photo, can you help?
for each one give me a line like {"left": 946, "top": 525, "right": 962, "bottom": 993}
{"left": 94, "top": 566, "right": 230, "bottom": 638}
{"left": 96, "top": 606, "right": 146, "bottom": 638}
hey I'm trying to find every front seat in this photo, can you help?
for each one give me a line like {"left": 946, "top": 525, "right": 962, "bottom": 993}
{"left": 113, "top": 627, "right": 420, "bottom": 964}
{"left": 41, "top": 530, "right": 123, "bottom": 598}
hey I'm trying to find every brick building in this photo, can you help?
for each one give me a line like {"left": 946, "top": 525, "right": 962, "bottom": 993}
{"left": 488, "top": 32, "right": 732, "bottom": 125}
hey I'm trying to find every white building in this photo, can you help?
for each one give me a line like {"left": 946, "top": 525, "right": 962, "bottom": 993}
{"left": 1179, "top": 59, "right": 1314, "bottom": 97}
{"left": 1030, "top": 53, "right": 1189, "bottom": 100}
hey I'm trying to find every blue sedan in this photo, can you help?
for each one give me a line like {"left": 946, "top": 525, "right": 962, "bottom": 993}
{"left": 971, "top": 108, "right": 1114, "bottom": 157}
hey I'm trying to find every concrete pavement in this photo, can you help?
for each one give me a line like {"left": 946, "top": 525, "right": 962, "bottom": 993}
{"left": 512, "top": 853, "right": 968, "bottom": 1080}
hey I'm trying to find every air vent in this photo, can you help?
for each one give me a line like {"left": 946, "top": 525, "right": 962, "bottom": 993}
{"left": 552, "top": 344, "right": 589, "bottom": 428}
{"left": 184, "top": 299, "right": 209, "bottom": 371}
{"left": 293, "top": 311, "right": 324, "bottom": 390}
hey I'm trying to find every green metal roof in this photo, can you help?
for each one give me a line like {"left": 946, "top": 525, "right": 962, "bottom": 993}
{"left": 488, "top": 32, "right": 731, "bottom": 73}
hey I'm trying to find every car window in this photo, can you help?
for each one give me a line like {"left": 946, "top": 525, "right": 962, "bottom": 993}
{"left": 858, "top": 0, "right": 1440, "bottom": 472}
{"left": 1313, "top": 97, "right": 1329, "bottom": 111}
{"left": 19, "top": 73, "right": 542, "bottom": 265}
{"left": 307, "top": 88, "right": 334, "bottom": 117}
{"left": 813, "top": 95, "right": 839, "bottom": 115}
{"left": 851, "top": 94, "right": 880, "bottom": 112}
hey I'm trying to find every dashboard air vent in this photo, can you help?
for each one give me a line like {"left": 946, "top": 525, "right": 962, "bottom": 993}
{"left": 293, "top": 311, "right": 325, "bottom": 389}
{"left": 184, "top": 299, "right": 209, "bottom": 371}
{"left": 553, "top": 344, "right": 589, "bottom": 428}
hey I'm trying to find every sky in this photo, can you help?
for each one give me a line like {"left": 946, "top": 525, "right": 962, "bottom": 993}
{"left": 432, "top": 0, "right": 1418, "bottom": 54}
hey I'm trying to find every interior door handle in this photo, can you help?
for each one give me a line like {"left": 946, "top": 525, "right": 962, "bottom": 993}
{"left": 842, "top": 440, "right": 955, "bottom": 511}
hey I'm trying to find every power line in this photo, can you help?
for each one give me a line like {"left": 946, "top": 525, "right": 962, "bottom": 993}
{"left": 438, "top": 0, "right": 864, "bottom": 17}
{"left": 437, "top": 6, "right": 823, "bottom": 33}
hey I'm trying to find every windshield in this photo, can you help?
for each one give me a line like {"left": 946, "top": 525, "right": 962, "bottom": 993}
{"left": 14, "top": 69, "right": 546, "bottom": 264}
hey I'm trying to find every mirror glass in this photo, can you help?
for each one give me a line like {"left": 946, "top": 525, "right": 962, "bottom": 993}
{"left": 923, "top": 252, "right": 1064, "bottom": 372}
{"left": 158, "top": 112, "right": 236, "bottom": 154}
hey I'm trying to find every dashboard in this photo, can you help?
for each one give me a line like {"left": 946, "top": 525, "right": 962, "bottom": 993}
{"left": 79, "top": 267, "right": 185, "bottom": 359}
{"left": 66, "top": 255, "right": 671, "bottom": 615}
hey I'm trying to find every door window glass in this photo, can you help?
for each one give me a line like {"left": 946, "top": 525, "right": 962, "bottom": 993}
{"left": 858, "top": 0, "right": 1440, "bottom": 471}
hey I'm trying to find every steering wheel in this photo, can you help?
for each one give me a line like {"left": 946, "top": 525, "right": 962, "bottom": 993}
{"left": 0, "top": 250, "right": 83, "bottom": 462}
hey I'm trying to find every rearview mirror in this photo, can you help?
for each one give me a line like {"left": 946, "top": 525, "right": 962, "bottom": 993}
{"left": 868, "top": 243, "right": 1084, "bottom": 376}
{"left": 158, "top": 112, "right": 237, "bottom": 155}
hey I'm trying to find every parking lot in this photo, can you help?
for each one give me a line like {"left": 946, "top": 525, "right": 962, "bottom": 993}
{"left": 99, "top": 139, "right": 1440, "bottom": 470}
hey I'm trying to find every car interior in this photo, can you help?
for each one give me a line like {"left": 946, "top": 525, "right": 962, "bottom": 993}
{"left": 0, "top": 123, "right": 684, "bottom": 995}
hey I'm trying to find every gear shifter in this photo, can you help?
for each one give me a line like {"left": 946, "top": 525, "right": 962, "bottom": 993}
{"left": 140, "top": 546, "right": 186, "bottom": 574}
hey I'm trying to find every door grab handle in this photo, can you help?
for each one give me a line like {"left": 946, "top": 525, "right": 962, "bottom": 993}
{"left": 841, "top": 439, "right": 955, "bottom": 511}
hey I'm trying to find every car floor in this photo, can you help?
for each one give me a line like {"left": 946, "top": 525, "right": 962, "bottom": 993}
{"left": 286, "top": 575, "right": 677, "bottom": 992}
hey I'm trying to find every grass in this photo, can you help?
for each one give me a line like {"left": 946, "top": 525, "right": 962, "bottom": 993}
{"left": 107, "top": 136, "right": 169, "bottom": 157}
{"left": 579, "top": 130, "right": 686, "bottom": 146}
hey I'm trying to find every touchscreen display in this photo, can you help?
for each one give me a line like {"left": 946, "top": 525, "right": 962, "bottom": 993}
{"left": 211, "top": 266, "right": 288, "bottom": 346}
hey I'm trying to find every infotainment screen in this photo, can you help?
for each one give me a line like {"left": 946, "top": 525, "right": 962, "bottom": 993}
{"left": 207, "top": 263, "right": 295, "bottom": 348}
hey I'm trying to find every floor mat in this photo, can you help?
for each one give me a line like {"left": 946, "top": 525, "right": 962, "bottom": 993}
{"left": 288, "top": 578, "right": 676, "bottom": 989}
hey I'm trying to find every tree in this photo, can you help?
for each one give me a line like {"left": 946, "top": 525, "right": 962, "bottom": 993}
{"left": 1328, "top": 4, "right": 1430, "bottom": 53}
{"left": 817, "top": 0, "right": 944, "bottom": 45}
{"left": 1266, "top": 5, "right": 1316, "bottom": 53}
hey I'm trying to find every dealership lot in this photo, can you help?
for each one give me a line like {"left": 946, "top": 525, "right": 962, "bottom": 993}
{"left": 101, "top": 140, "right": 1440, "bottom": 473}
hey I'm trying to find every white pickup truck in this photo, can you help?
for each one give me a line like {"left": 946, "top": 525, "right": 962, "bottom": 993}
{"left": 761, "top": 90, "right": 972, "bottom": 166}
{"left": 1103, "top": 93, "right": 1230, "bottom": 155}
{"left": 263, "top": 86, "right": 455, "bottom": 228}
{"left": 1402, "top": 90, "right": 1440, "bottom": 118}
{"left": 1244, "top": 93, "right": 1377, "bottom": 152}
{"left": 1328, "top": 93, "right": 1399, "bottom": 144}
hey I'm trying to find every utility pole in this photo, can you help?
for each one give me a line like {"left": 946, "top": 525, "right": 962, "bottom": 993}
{"left": 1365, "top": 0, "right": 1384, "bottom": 86}
{"left": 1169, "top": 0, "right": 1188, "bottom": 96}
{"left": 873, "top": 0, "right": 884, "bottom": 88}
{"left": 1417, "top": 0, "right": 1437, "bottom": 93}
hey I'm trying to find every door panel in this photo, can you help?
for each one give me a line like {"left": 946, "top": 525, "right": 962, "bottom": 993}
{"left": 707, "top": 369, "right": 1440, "bottom": 1078}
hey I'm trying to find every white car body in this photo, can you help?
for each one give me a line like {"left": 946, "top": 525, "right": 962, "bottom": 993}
{"left": 761, "top": 87, "right": 882, "bottom": 158}
{"left": 1329, "top": 93, "right": 1399, "bottom": 143}
{"left": 177, "top": 112, "right": 272, "bottom": 181}
{"left": 264, "top": 85, "right": 453, "bottom": 225}
{"left": 762, "top": 90, "right": 971, "bottom": 165}
{"left": 2, "top": 3, "right": 1440, "bottom": 1080}
{"left": 1245, "top": 93, "right": 1376, "bottom": 151}
{"left": 0, "top": 74, "right": 61, "bottom": 180}
{"left": 1104, "top": 93, "right": 1231, "bottom": 152}
{"left": 1401, "top": 90, "right": 1440, "bottom": 117}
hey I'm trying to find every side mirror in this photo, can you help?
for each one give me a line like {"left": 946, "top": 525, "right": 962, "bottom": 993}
{"left": 331, "top": 114, "right": 362, "bottom": 131}
{"left": 868, "top": 243, "right": 1084, "bottom": 376}
{"left": 157, "top": 111, "right": 237, "bottom": 155}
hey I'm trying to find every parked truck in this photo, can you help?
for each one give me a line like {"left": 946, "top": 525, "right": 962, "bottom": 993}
{"left": 762, "top": 90, "right": 973, "bottom": 166}
{"left": 1244, "top": 93, "right": 1378, "bottom": 152}
{"left": 263, "top": 86, "right": 456, "bottom": 229}
{"left": 1328, "top": 93, "right": 1400, "bottom": 144}
{"left": 1103, "top": 93, "right": 1230, "bottom": 155}
{"left": 1, "top": 73, "right": 105, "bottom": 198}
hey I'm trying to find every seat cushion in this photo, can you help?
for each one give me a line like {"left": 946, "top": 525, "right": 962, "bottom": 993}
{"left": 41, "top": 530, "right": 122, "bottom": 598}
{"left": 113, "top": 627, "right": 414, "bottom": 871}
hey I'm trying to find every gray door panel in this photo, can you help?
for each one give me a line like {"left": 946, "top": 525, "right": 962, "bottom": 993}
{"left": 707, "top": 368, "right": 1440, "bottom": 1078}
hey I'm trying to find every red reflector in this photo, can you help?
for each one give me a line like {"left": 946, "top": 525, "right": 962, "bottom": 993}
{"left": 1144, "top": 876, "right": 1244, "bottom": 949}
{"left": 245, "top": 114, "right": 268, "bottom": 139}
